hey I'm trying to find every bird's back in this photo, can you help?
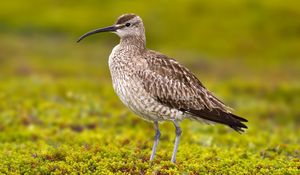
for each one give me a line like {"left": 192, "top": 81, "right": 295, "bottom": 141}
{"left": 138, "top": 50, "right": 247, "bottom": 132}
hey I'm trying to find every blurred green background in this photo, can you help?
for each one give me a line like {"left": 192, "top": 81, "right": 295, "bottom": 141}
{"left": 0, "top": 0, "right": 299, "bottom": 174}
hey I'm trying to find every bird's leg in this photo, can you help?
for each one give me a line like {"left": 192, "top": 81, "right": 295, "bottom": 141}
{"left": 150, "top": 121, "right": 160, "bottom": 161}
{"left": 171, "top": 121, "right": 182, "bottom": 163}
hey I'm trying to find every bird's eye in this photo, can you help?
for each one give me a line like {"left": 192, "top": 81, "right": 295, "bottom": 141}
{"left": 125, "top": 23, "right": 131, "bottom": 27}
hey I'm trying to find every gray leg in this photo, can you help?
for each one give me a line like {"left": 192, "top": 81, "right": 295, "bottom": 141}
{"left": 171, "top": 121, "right": 182, "bottom": 163}
{"left": 150, "top": 121, "right": 160, "bottom": 161}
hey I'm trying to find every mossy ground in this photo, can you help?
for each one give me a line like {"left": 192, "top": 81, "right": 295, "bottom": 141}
{"left": 1, "top": 1, "right": 300, "bottom": 174}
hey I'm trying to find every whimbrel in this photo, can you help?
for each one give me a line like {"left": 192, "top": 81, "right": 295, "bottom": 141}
{"left": 77, "top": 14, "right": 248, "bottom": 163}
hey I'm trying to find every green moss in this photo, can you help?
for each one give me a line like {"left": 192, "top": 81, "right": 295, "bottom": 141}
{"left": 0, "top": 74, "right": 299, "bottom": 174}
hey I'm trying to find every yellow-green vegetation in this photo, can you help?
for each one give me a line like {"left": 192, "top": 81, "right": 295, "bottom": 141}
{"left": 0, "top": 0, "right": 300, "bottom": 174}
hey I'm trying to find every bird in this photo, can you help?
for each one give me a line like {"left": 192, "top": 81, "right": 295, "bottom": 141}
{"left": 77, "top": 13, "right": 248, "bottom": 163}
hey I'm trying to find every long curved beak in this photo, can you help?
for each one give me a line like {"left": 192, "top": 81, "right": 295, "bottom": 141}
{"left": 77, "top": 25, "right": 122, "bottom": 43}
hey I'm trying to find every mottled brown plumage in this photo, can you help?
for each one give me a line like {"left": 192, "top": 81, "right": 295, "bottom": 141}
{"left": 77, "top": 13, "right": 248, "bottom": 163}
{"left": 139, "top": 50, "right": 247, "bottom": 132}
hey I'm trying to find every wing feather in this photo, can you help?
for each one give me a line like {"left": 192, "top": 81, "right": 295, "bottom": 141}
{"left": 138, "top": 50, "right": 247, "bottom": 132}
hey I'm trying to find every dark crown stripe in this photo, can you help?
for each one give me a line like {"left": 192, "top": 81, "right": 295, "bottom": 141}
{"left": 116, "top": 14, "right": 136, "bottom": 24}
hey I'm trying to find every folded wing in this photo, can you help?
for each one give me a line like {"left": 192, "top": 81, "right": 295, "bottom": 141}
{"left": 138, "top": 50, "right": 247, "bottom": 132}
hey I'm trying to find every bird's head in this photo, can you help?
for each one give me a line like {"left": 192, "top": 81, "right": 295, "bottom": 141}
{"left": 77, "top": 14, "right": 145, "bottom": 43}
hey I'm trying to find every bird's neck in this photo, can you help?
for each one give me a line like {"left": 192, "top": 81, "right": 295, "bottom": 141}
{"left": 120, "top": 35, "right": 146, "bottom": 51}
